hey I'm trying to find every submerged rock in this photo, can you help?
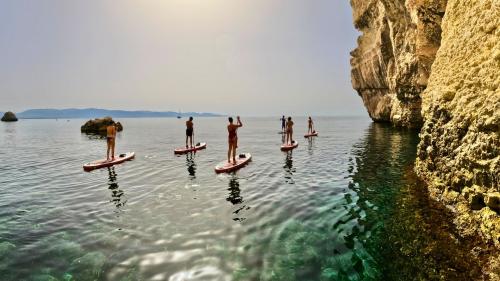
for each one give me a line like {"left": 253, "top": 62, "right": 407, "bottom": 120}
{"left": 1, "top": 111, "right": 18, "bottom": 122}
{"left": 29, "top": 274, "right": 59, "bottom": 281}
{"left": 69, "top": 251, "right": 106, "bottom": 281}
{"left": 0, "top": 241, "right": 15, "bottom": 255}
{"left": 0, "top": 241, "right": 16, "bottom": 271}
{"left": 80, "top": 117, "right": 123, "bottom": 135}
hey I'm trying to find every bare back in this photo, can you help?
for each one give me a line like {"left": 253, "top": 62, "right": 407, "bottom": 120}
{"left": 107, "top": 125, "right": 116, "bottom": 138}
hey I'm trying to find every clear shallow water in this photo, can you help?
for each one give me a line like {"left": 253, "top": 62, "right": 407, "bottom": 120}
{"left": 0, "top": 117, "right": 482, "bottom": 281}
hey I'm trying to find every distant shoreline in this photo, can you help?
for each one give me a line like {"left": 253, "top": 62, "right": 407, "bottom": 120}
{"left": 3, "top": 108, "right": 224, "bottom": 119}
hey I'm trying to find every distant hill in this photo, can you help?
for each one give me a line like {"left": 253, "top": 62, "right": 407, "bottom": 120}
{"left": 16, "top": 108, "right": 222, "bottom": 119}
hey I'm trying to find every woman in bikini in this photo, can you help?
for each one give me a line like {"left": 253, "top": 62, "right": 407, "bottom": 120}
{"left": 228, "top": 116, "right": 243, "bottom": 164}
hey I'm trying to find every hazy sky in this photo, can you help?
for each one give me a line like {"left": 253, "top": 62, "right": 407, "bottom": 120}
{"left": 0, "top": 0, "right": 364, "bottom": 116}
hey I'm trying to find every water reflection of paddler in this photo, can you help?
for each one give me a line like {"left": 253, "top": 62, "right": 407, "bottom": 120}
{"left": 186, "top": 153, "right": 196, "bottom": 177}
{"left": 227, "top": 176, "right": 243, "bottom": 205}
{"left": 107, "top": 167, "right": 126, "bottom": 209}
{"left": 284, "top": 151, "right": 295, "bottom": 184}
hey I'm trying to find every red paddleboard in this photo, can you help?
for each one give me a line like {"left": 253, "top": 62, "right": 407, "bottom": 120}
{"left": 174, "top": 142, "right": 207, "bottom": 154}
{"left": 304, "top": 132, "right": 318, "bottom": 138}
{"left": 215, "top": 153, "right": 252, "bottom": 173}
{"left": 83, "top": 152, "right": 135, "bottom": 171}
{"left": 281, "top": 141, "right": 299, "bottom": 151}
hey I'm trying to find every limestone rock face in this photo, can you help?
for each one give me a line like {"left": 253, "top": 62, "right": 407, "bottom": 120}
{"left": 415, "top": 0, "right": 500, "bottom": 266}
{"left": 350, "top": 0, "right": 447, "bottom": 127}
{"left": 1, "top": 111, "right": 18, "bottom": 122}
{"left": 81, "top": 117, "right": 123, "bottom": 135}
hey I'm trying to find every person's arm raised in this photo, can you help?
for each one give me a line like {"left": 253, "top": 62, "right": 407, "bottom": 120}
{"left": 237, "top": 116, "right": 243, "bottom": 127}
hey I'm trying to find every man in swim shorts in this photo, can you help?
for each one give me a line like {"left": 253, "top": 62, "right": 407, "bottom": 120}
{"left": 228, "top": 116, "right": 243, "bottom": 164}
{"left": 286, "top": 116, "right": 294, "bottom": 145}
{"left": 106, "top": 123, "right": 117, "bottom": 160}
{"left": 186, "top": 117, "right": 194, "bottom": 148}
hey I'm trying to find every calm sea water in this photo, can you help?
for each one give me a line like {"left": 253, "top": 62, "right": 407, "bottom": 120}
{"left": 0, "top": 117, "right": 482, "bottom": 281}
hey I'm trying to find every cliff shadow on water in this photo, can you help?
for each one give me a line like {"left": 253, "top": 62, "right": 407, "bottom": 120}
{"left": 351, "top": 123, "right": 488, "bottom": 280}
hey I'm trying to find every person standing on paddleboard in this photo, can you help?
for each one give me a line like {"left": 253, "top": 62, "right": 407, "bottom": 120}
{"left": 228, "top": 116, "right": 243, "bottom": 164}
{"left": 308, "top": 116, "right": 314, "bottom": 134}
{"left": 186, "top": 117, "right": 194, "bottom": 148}
{"left": 281, "top": 115, "right": 286, "bottom": 132}
{"left": 286, "top": 117, "right": 294, "bottom": 145}
{"left": 106, "top": 123, "right": 117, "bottom": 161}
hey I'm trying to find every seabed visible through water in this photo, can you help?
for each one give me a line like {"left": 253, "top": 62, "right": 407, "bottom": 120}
{"left": 0, "top": 117, "right": 492, "bottom": 280}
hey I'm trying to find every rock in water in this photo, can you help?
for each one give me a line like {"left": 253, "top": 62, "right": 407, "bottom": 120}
{"left": 1, "top": 111, "right": 18, "bottom": 122}
{"left": 69, "top": 251, "right": 106, "bottom": 281}
{"left": 80, "top": 117, "right": 123, "bottom": 135}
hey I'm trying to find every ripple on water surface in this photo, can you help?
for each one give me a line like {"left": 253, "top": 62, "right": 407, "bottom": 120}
{"left": 0, "top": 118, "right": 484, "bottom": 280}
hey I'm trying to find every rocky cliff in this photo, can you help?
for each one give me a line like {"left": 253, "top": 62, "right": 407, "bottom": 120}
{"left": 416, "top": 0, "right": 500, "bottom": 268}
{"left": 350, "top": 0, "right": 447, "bottom": 128}
{"left": 351, "top": 0, "right": 500, "bottom": 277}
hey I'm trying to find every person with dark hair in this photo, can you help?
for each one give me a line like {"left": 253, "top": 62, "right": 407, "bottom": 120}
{"left": 227, "top": 116, "right": 243, "bottom": 164}
{"left": 186, "top": 117, "right": 194, "bottom": 148}
{"left": 286, "top": 116, "right": 294, "bottom": 145}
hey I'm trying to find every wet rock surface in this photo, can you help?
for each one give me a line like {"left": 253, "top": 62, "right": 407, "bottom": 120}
{"left": 1, "top": 111, "right": 18, "bottom": 122}
{"left": 80, "top": 117, "right": 123, "bottom": 135}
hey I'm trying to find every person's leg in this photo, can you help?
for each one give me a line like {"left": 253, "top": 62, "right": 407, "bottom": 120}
{"left": 107, "top": 139, "right": 110, "bottom": 160}
{"left": 227, "top": 140, "right": 232, "bottom": 163}
{"left": 190, "top": 136, "right": 193, "bottom": 148}
{"left": 111, "top": 139, "right": 115, "bottom": 159}
{"left": 232, "top": 142, "right": 237, "bottom": 163}
{"left": 186, "top": 135, "right": 188, "bottom": 148}
{"left": 286, "top": 132, "right": 290, "bottom": 145}
{"left": 232, "top": 143, "right": 236, "bottom": 164}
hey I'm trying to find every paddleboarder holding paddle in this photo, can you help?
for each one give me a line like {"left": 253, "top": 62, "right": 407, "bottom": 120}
{"left": 186, "top": 117, "right": 194, "bottom": 148}
{"left": 228, "top": 116, "right": 243, "bottom": 164}
{"left": 106, "top": 123, "right": 117, "bottom": 161}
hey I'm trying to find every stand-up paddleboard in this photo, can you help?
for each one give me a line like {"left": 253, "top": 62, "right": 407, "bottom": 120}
{"left": 174, "top": 142, "right": 207, "bottom": 154}
{"left": 83, "top": 152, "right": 135, "bottom": 171}
{"left": 281, "top": 141, "right": 298, "bottom": 151}
{"left": 304, "top": 131, "right": 318, "bottom": 138}
{"left": 215, "top": 153, "right": 252, "bottom": 174}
